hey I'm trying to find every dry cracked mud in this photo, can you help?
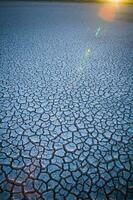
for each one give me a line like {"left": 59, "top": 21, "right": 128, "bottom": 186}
{"left": 0, "top": 2, "right": 133, "bottom": 200}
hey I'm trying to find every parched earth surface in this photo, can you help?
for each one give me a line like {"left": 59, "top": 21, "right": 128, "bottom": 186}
{"left": 0, "top": 2, "right": 133, "bottom": 200}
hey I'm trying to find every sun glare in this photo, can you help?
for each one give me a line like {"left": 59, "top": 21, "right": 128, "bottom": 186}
{"left": 110, "top": 0, "right": 121, "bottom": 3}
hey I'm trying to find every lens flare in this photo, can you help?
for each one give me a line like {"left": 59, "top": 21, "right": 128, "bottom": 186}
{"left": 85, "top": 48, "right": 91, "bottom": 56}
{"left": 99, "top": 5, "right": 116, "bottom": 21}
{"left": 95, "top": 27, "right": 101, "bottom": 38}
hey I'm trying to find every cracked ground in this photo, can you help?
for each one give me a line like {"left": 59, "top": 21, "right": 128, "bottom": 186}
{"left": 0, "top": 2, "right": 133, "bottom": 200}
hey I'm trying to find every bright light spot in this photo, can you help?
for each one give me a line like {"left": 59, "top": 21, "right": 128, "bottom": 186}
{"left": 87, "top": 49, "right": 91, "bottom": 53}
{"left": 112, "top": 0, "right": 120, "bottom": 3}
{"left": 85, "top": 48, "right": 91, "bottom": 56}
{"left": 111, "top": 0, "right": 121, "bottom": 3}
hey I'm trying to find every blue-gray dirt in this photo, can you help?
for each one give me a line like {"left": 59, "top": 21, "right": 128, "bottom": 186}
{"left": 0, "top": 2, "right": 133, "bottom": 200}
